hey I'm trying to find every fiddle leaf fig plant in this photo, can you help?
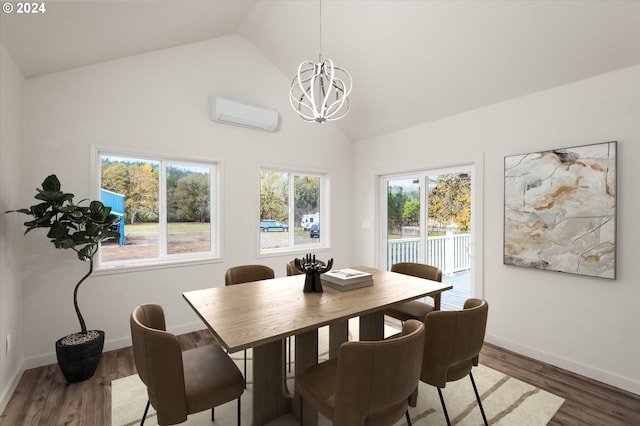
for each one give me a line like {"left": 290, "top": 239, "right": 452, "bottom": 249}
{"left": 7, "top": 174, "right": 120, "bottom": 334}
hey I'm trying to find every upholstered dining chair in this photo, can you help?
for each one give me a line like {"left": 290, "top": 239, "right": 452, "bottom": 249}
{"left": 418, "top": 298, "right": 489, "bottom": 426}
{"left": 130, "top": 304, "right": 244, "bottom": 426}
{"left": 225, "top": 264, "right": 275, "bottom": 386}
{"left": 384, "top": 262, "right": 443, "bottom": 322}
{"left": 297, "top": 319, "right": 426, "bottom": 426}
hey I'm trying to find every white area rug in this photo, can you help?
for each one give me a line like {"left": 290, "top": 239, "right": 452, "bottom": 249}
{"left": 113, "top": 321, "right": 564, "bottom": 425}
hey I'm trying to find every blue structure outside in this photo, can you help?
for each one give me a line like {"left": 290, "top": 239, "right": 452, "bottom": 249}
{"left": 100, "top": 189, "right": 125, "bottom": 246}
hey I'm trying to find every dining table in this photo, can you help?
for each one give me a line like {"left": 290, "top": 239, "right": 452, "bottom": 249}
{"left": 182, "top": 265, "right": 452, "bottom": 426}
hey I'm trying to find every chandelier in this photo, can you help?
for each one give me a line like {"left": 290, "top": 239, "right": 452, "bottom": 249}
{"left": 289, "top": 0, "right": 352, "bottom": 123}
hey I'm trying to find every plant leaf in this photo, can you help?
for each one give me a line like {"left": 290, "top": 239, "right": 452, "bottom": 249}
{"left": 46, "top": 222, "right": 67, "bottom": 239}
{"left": 41, "top": 175, "right": 61, "bottom": 192}
{"left": 77, "top": 245, "right": 93, "bottom": 261}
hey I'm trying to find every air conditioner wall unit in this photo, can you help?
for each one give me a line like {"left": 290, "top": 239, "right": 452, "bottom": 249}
{"left": 211, "top": 95, "right": 279, "bottom": 132}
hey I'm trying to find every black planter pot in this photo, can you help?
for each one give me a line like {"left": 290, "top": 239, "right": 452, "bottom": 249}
{"left": 55, "top": 330, "right": 105, "bottom": 383}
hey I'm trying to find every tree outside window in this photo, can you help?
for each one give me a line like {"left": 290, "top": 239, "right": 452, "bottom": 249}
{"left": 98, "top": 152, "right": 217, "bottom": 267}
{"left": 260, "top": 168, "right": 326, "bottom": 252}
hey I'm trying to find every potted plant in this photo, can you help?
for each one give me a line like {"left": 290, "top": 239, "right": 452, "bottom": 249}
{"left": 7, "top": 174, "right": 120, "bottom": 382}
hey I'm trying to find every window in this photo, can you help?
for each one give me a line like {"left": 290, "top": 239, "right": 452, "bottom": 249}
{"left": 259, "top": 168, "right": 328, "bottom": 253}
{"left": 97, "top": 149, "right": 218, "bottom": 268}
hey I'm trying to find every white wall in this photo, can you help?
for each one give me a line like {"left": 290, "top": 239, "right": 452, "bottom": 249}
{"left": 352, "top": 66, "right": 640, "bottom": 394}
{"left": 0, "top": 43, "right": 25, "bottom": 412}
{"left": 17, "top": 36, "right": 353, "bottom": 369}
{"left": 3, "top": 33, "right": 638, "bottom": 407}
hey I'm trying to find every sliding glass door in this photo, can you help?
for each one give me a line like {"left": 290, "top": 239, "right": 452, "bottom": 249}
{"left": 382, "top": 165, "right": 473, "bottom": 310}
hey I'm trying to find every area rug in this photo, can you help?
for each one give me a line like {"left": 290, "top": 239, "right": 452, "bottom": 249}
{"left": 112, "top": 321, "right": 564, "bottom": 425}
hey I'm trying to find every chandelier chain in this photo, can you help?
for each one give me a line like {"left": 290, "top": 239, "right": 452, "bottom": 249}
{"left": 319, "top": 0, "right": 322, "bottom": 62}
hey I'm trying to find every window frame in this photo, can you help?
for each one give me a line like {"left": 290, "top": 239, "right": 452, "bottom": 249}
{"left": 258, "top": 165, "right": 330, "bottom": 256}
{"left": 92, "top": 146, "right": 221, "bottom": 272}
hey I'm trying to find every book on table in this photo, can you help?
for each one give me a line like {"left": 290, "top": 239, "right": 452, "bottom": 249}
{"left": 322, "top": 268, "right": 373, "bottom": 290}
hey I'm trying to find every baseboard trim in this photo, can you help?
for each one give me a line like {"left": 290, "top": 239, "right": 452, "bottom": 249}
{"left": 22, "top": 321, "right": 207, "bottom": 370}
{"left": 485, "top": 333, "right": 640, "bottom": 395}
{"left": 17, "top": 327, "right": 639, "bottom": 397}
{"left": 0, "top": 361, "right": 24, "bottom": 415}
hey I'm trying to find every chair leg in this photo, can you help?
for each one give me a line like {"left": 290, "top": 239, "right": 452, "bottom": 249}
{"left": 469, "top": 371, "right": 489, "bottom": 426}
{"left": 237, "top": 397, "right": 241, "bottom": 426}
{"left": 405, "top": 409, "right": 412, "bottom": 425}
{"left": 243, "top": 349, "right": 247, "bottom": 388}
{"left": 140, "top": 400, "right": 150, "bottom": 426}
{"left": 288, "top": 336, "right": 291, "bottom": 372}
{"left": 211, "top": 407, "right": 215, "bottom": 421}
{"left": 437, "top": 388, "right": 451, "bottom": 426}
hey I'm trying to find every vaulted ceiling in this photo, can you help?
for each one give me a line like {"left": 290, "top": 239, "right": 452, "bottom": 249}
{"left": 2, "top": 0, "right": 639, "bottom": 141}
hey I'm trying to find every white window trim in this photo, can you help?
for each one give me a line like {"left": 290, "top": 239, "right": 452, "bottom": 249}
{"left": 377, "top": 158, "right": 484, "bottom": 301}
{"left": 91, "top": 145, "right": 222, "bottom": 271}
{"left": 258, "top": 164, "right": 331, "bottom": 257}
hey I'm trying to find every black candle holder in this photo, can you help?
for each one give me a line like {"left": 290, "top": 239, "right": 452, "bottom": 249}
{"left": 294, "top": 254, "right": 333, "bottom": 293}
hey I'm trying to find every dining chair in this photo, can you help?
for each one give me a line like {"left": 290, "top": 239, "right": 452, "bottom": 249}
{"left": 130, "top": 304, "right": 244, "bottom": 426}
{"left": 225, "top": 264, "right": 275, "bottom": 386}
{"left": 297, "top": 319, "right": 426, "bottom": 426}
{"left": 384, "top": 262, "right": 443, "bottom": 322}
{"left": 418, "top": 298, "right": 489, "bottom": 426}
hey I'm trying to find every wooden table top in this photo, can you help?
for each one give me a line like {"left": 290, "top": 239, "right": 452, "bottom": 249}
{"left": 182, "top": 265, "right": 452, "bottom": 352}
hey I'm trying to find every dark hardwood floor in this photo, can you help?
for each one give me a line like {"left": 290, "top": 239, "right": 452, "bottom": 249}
{"left": 1, "top": 329, "right": 638, "bottom": 425}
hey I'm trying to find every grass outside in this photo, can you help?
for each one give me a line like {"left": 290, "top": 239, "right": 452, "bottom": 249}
{"left": 101, "top": 222, "right": 211, "bottom": 262}
{"left": 101, "top": 223, "right": 320, "bottom": 261}
{"left": 120, "top": 222, "right": 210, "bottom": 233}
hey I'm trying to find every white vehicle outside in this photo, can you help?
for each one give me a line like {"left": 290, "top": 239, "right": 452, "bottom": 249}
{"left": 301, "top": 213, "right": 319, "bottom": 230}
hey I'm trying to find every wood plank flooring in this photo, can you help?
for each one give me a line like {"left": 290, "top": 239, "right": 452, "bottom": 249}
{"left": 1, "top": 328, "right": 638, "bottom": 425}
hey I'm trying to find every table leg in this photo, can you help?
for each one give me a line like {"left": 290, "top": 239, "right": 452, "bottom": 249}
{"left": 329, "top": 320, "right": 349, "bottom": 358}
{"left": 433, "top": 292, "right": 442, "bottom": 310}
{"left": 359, "top": 310, "right": 384, "bottom": 341}
{"left": 293, "top": 329, "right": 318, "bottom": 426}
{"left": 252, "top": 339, "right": 290, "bottom": 425}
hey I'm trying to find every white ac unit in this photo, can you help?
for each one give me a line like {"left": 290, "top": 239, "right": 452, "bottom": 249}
{"left": 211, "top": 95, "right": 278, "bottom": 132}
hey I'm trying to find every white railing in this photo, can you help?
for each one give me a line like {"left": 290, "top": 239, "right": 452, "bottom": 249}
{"left": 387, "top": 233, "right": 471, "bottom": 274}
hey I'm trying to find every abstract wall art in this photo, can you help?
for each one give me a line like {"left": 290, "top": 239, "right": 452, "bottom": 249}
{"left": 504, "top": 141, "right": 617, "bottom": 279}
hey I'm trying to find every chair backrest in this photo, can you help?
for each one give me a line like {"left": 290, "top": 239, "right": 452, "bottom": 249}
{"left": 286, "top": 259, "right": 325, "bottom": 276}
{"left": 225, "top": 264, "right": 275, "bottom": 285}
{"left": 333, "top": 320, "right": 425, "bottom": 425}
{"left": 420, "top": 298, "right": 488, "bottom": 388}
{"left": 391, "top": 262, "right": 442, "bottom": 282}
{"left": 130, "top": 304, "right": 188, "bottom": 425}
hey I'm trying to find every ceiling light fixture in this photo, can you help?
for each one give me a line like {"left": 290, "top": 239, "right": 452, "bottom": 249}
{"left": 289, "top": 0, "right": 352, "bottom": 123}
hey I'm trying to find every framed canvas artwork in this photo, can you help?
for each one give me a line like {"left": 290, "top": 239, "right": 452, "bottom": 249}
{"left": 504, "top": 141, "right": 617, "bottom": 279}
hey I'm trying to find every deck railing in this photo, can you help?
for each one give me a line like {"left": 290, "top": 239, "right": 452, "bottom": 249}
{"left": 387, "top": 233, "right": 471, "bottom": 274}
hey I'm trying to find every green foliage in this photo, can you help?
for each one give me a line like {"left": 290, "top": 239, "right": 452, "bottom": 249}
{"left": 170, "top": 173, "right": 210, "bottom": 222}
{"left": 387, "top": 173, "right": 471, "bottom": 234}
{"left": 387, "top": 187, "right": 408, "bottom": 234}
{"left": 101, "top": 160, "right": 159, "bottom": 224}
{"left": 403, "top": 198, "right": 420, "bottom": 226}
{"left": 6, "top": 174, "right": 120, "bottom": 333}
{"left": 294, "top": 175, "right": 320, "bottom": 223}
{"left": 102, "top": 160, "right": 212, "bottom": 225}
{"left": 259, "top": 171, "right": 321, "bottom": 232}
{"left": 10, "top": 175, "right": 121, "bottom": 261}
{"left": 101, "top": 162, "right": 128, "bottom": 196}
{"left": 124, "top": 164, "right": 158, "bottom": 224}
{"left": 260, "top": 171, "right": 289, "bottom": 222}
{"left": 428, "top": 173, "right": 471, "bottom": 231}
